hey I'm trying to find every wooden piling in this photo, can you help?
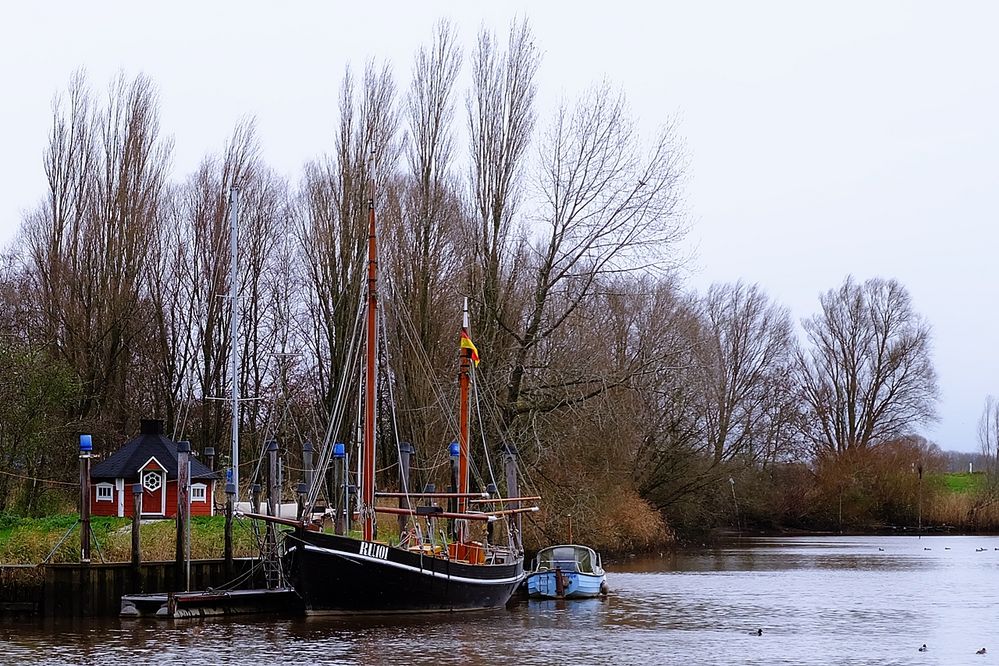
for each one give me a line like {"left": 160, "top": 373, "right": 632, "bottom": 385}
{"left": 79, "top": 435, "right": 92, "bottom": 564}
{"left": 224, "top": 476, "right": 235, "bottom": 581}
{"left": 250, "top": 483, "right": 261, "bottom": 514}
{"left": 265, "top": 441, "right": 280, "bottom": 588}
{"left": 131, "top": 483, "right": 143, "bottom": 592}
{"left": 176, "top": 441, "right": 191, "bottom": 592}
{"left": 504, "top": 443, "right": 522, "bottom": 553}
{"left": 398, "top": 441, "right": 414, "bottom": 539}
{"left": 302, "top": 440, "right": 314, "bottom": 497}
{"left": 333, "top": 445, "right": 346, "bottom": 535}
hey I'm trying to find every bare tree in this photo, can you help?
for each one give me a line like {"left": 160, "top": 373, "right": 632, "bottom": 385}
{"left": 384, "top": 20, "right": 465, "bottom": 453}
{"left": 796, "top": 276, "right": 938, "bottom": 457}
{"left": 979, "top": 396, "right": 999, "bottom": 477}
{"left": 466, "top": 18, "right": 540, "bottom": 350}
{"left": 293, "top": 60, "right": 401, "bottom": 450}
{"left": 169, "top": 121, "right": 260, "bottom": 453}
{"left": 693, "top": 282, "right": 795, "bottom": 465}
{"left": 500, "top": 83, "right": 686, "bottom": 428}
{"left": 23, "top": 71, "right": 172, "bottom": 434}
{"left": 137, "top": 183, "right": 193, "bottom": 428}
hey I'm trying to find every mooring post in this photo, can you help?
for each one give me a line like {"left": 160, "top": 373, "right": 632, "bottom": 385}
{"left": 299, "top": 440, "right": 314, "bottom": 522}
{"left": 79, "top": 434, "right": 92, "bottom": 563}
{"left": 251, "top": 483, "right": 261, "bottom": 514}
{"left": 448, "top": 442, "right": 459, "bottom": 539}
{"left": 303, "top": 440, "right": 314, "bottom": 496}
{"left": 131, "top": 483, "right": 143, "bottom": 592}
{"left": 267, "top": 441, "right": 279, "bottom": 518}
{"left": 485, "top": 483, "right": 498, "bottom": 545}
{"left": 296, "top": 482, "right": 307, "bottom": 521}
{"left": 423, "top": 483, "right": 436, "bottom": 543}
{"left": 504, "top": 443, "right": 522, "bottom": 553}
{"left": 224, "top": 472, "right": 235, "bottom": 581}
{"left": 266, "top": 440, "right": 280, "bottom": 588}
{"left": 332, "top": 442, "right": 345, "bottom": 535}
{"left": 398, "top": 442, "right": 414, "bottom": 540}
{"left": 176, "top": 441, "right": 191, "bottom": 592}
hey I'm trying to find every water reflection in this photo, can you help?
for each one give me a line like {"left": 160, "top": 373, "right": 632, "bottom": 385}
{"left": 4, "top": 535, "right": 999, "bottom": 664}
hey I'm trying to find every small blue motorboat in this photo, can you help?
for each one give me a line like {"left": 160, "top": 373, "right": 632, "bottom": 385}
{"left": 526, "top": 544, "right": 607, "bottom": 599}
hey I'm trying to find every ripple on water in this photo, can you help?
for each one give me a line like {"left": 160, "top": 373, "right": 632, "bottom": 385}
{"left": 4, "top": 535, "right": 999, "bottom": 665}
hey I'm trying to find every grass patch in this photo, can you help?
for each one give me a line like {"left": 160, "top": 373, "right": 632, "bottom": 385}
{"left": 937, "top": 472, "right": 987, "bottom": 494}
{"left": 0, "top": 514, "right": 263, "bottom": 564}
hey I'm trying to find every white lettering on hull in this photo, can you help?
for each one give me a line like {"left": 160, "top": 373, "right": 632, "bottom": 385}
{"left": 360, "top": 541, "right": 389, "bottom": 560}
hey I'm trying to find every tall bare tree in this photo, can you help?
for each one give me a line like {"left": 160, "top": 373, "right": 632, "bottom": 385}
{"left": 796, "top": 276, "right": 938, "bottom": 456}
{"left": 500, "top": 82, "right": 686, "bottom": 429}
{"left": 23, "top": 71, "right": 172, "bottom": 435}
{"left": 293, "top": 60, "right": 401, "bottom": 453}
{"left": 466, "top": 18, "right": 540, "bottom": 353}
{"left": 694, "top": 281, "right": 795, "bottom": 465}
{"left": 979, "top": 395, "right": 999, "bottom": 478}
{"left": 384, "top": 20, "right": 465, "bottom": 454}
{"left": 169, "top": 121, "right": 260, "bottom": 453}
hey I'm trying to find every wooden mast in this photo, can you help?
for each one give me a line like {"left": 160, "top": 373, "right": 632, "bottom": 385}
{"left": 362, "top": 161, "right": 378, "bottom": 542}
{"left": 456, "top": 299, "right": 472, "bottom": 542}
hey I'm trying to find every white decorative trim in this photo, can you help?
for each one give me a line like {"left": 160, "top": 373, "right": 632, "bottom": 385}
{"left": 298, "top": 543, "right": 523, "bottom": 585}
{"left": 115, "top": 478, "right": 125, "bottom": 517}
{"left": 139, "top": 456, "right": 167, "bottom": 472}
{"left": 96, "top": 483, "right": 114, "bottom": 502}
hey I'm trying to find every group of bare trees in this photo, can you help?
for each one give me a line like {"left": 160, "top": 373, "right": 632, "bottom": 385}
{"left": 0, "top": 20, "right": 942, "bottom": 538}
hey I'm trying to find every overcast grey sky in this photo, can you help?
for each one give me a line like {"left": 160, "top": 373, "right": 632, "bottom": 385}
{"left": 1, "top": 1, "right": 996, "bottom": 452}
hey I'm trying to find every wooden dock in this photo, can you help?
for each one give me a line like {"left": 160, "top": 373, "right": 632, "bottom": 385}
{"left": 0, "top": 558, "right": 266, "bottom": 616}
{"left": 121, "top": 587, "right": 301, "bottom": 618}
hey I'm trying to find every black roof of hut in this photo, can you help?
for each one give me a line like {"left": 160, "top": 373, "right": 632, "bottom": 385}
{"left": 91, "top": 419, "right": 219, "bottom": 482}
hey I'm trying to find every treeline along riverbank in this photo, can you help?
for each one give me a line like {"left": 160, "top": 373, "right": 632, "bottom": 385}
{"left": 2, "top": 19, "right": 994, "bottom": 557}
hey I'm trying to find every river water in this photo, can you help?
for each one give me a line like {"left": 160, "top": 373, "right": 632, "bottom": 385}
{"left": 2, "top": 535, "right": 997, "bottom": 665}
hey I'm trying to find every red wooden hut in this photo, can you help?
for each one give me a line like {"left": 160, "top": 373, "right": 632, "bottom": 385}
{"left": 89, "top": 419, "right": 219, "bottom": 518}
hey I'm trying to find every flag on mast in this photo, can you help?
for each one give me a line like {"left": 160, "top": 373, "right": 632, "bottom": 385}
{"left": 460, "top": 331, "right": 480, "bottom": 366}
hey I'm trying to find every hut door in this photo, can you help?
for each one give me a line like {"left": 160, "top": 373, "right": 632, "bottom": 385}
{"left": 141, "top": 469, "right": 165, "bottom": 515}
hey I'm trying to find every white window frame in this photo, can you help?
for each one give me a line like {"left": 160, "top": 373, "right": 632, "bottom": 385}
{"left": 191, "top": 483, "right": 207, "bottom": 503}
{"left": 96, "top": 483, "right": 114, "bottom": 502}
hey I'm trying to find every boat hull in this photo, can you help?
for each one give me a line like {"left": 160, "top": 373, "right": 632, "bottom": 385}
{"left": 526, "top": 570, "right": 606, "bottom": 599}
{"left": 286, "top": 531, "right": 524, "bottom": 614}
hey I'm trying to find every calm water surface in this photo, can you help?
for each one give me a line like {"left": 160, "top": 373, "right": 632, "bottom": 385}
{"left": 3, "top": 535, "right": 998, "bottom": 665}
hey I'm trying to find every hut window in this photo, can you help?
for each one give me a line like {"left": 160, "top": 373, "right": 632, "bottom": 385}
{"left": 191, "top": 483, "right": 207, "bottom": 502}
{"left": 96, "top": 483, "right": 114, "bottom": 502}
{"left": 142, "top": 470, "right": 162, "bottom": 493}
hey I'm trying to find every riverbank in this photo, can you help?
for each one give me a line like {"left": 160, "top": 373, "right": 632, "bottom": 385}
{"left": 0, "top": 514, "right": 260, "bottom": 565}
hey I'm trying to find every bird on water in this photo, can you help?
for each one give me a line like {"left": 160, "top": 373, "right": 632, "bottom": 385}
{"left": 918, "top": 644, "right": 927, "bottom": 652}
{"left": 977, "top": 648, "right": 987, "bottom": 655}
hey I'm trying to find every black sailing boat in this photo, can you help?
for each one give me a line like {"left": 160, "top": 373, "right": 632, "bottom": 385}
{"left": 283, "top": 174, "right": 532, "bottom": 614}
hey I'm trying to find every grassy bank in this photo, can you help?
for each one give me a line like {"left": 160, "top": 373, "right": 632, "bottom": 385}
{"left": 923, "top": 473, "right": 999, "bottom": 530}
{"left": 0, "top": 514, "right": 262, "bottom": 565}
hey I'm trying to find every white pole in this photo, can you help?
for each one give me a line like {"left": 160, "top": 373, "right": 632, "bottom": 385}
{"left": 229, "top": 187, "right": 241, "bottom": 501}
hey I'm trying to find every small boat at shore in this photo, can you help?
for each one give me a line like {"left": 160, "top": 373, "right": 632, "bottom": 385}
{"left": 526, "top": 544, "right": 607, "bottom": 599}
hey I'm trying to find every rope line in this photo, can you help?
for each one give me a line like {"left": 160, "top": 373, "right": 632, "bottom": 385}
{"left": 0, "top": 468, "right": 77, "bottom": 486}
